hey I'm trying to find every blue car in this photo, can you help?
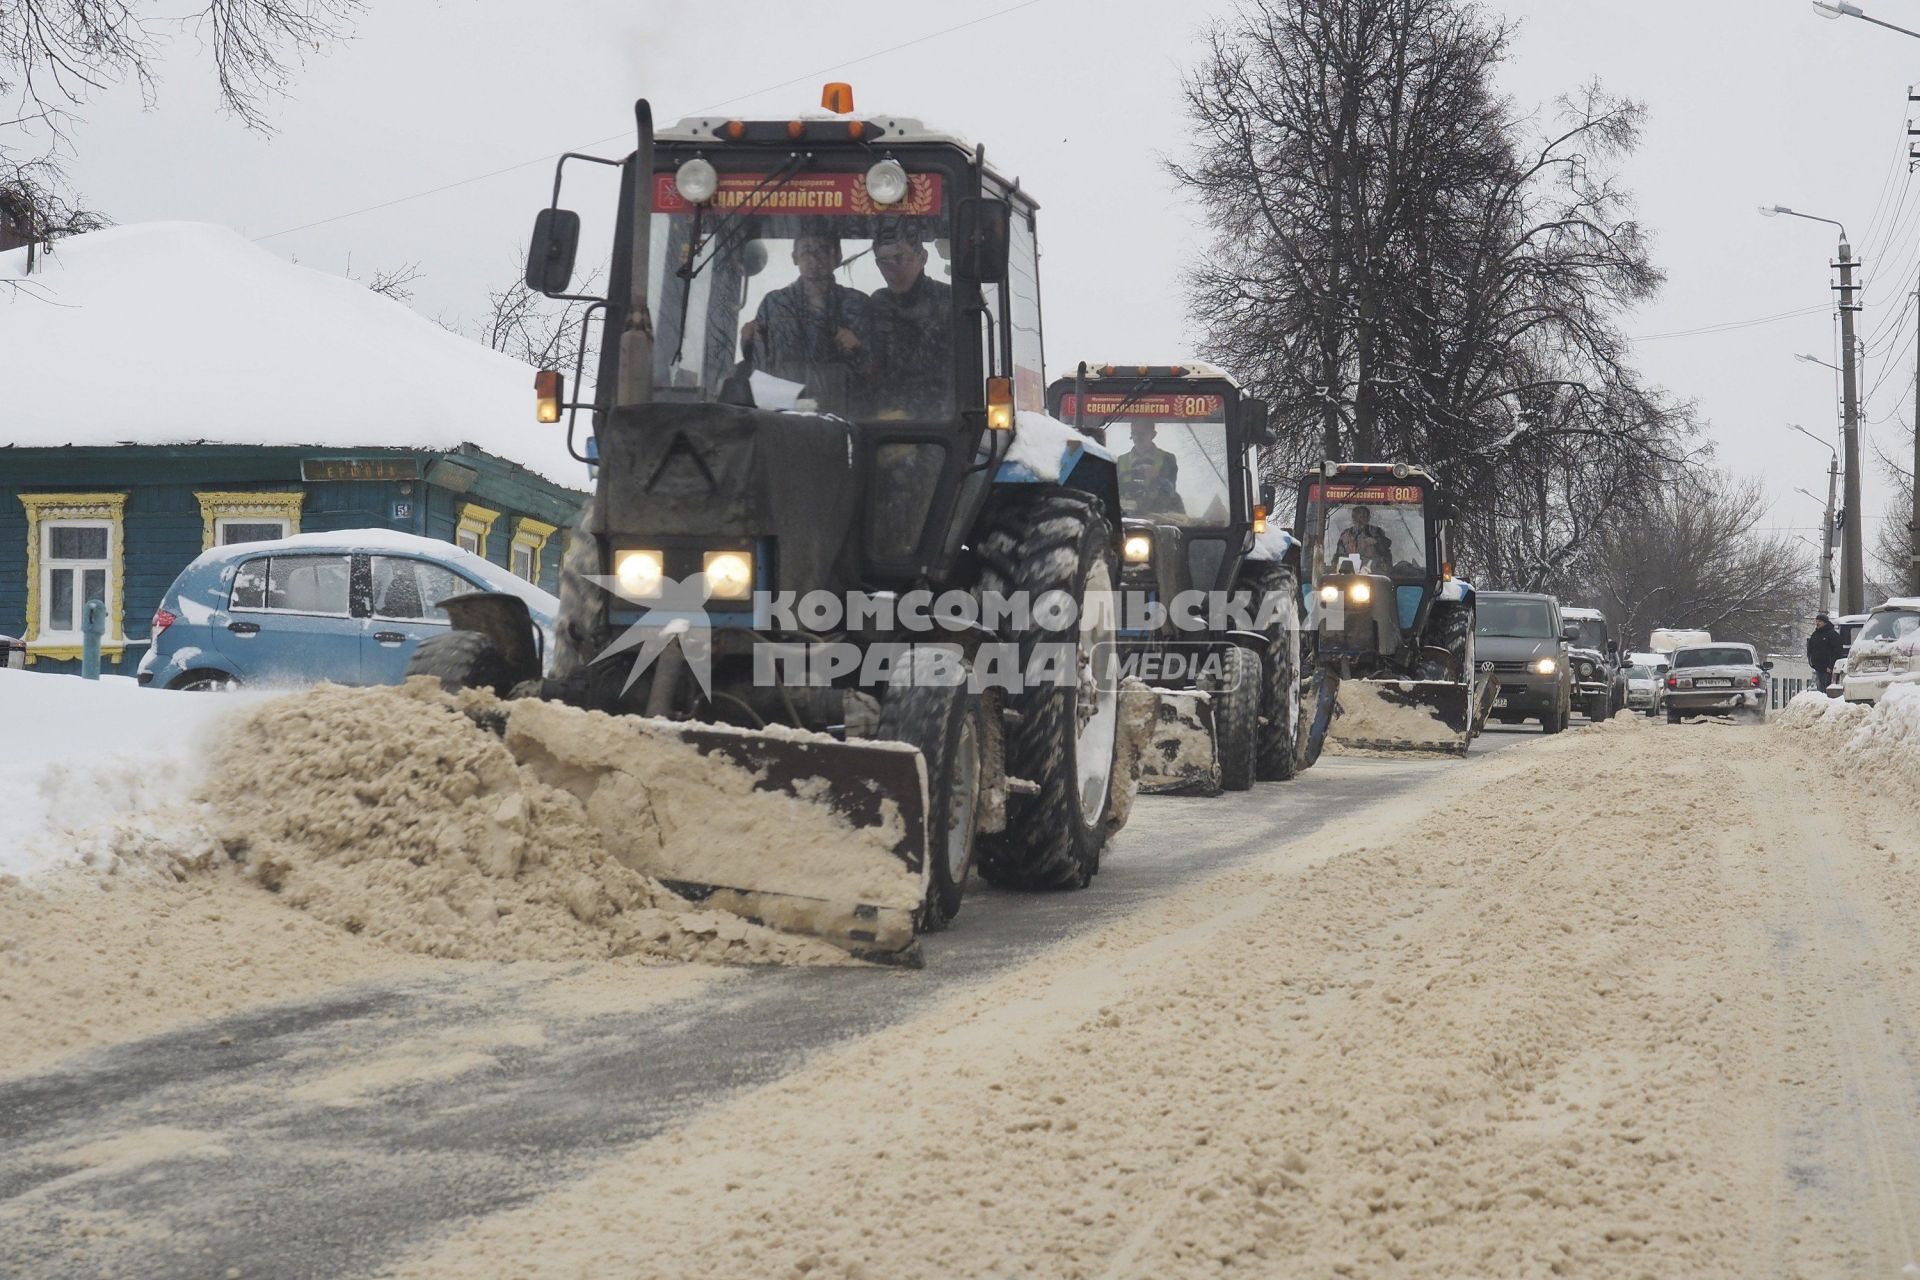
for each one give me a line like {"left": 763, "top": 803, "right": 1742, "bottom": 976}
{"left": 137, "top": 530, "right": 559, "bottom": 691}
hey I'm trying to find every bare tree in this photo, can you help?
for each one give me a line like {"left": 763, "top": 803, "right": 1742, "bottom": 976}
{"left": 1174, "top": 0, "right": 1694, "bottom": 574}
{"left": 479, "top": 251, "right": 602, "bottom": 374}
{"left": 344, "top": 254, "right": 422, "bottom": 304}
{"left": 1583, "top": 471, "right": 1813, "bottom": 654}
{"left": 3, "top": 1, "right": 362, "bottom": 262}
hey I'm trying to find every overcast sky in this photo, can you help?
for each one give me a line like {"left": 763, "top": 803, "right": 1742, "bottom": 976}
{"left": 36, "top": 0, "right": 1920, "bottom": 564}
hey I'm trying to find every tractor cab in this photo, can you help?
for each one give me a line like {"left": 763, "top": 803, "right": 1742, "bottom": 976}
{"left": 1048, "top": 363, "right": 1272, "bottom": 610}
{"left": 1296, "top": 463, "right": 1450, "bottom": 666}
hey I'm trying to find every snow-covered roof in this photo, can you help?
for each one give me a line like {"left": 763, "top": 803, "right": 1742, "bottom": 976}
{"left": 1561, "top": 606, "right": 1605, "bottom": 621}
{"left": 1073, "top": 361, "right": 1239, "bottom": 386}
{"left": 662, "top": 113, "right": 974, "bottom": 152}
{"left": 1869, "top": 596, "right": 1920, "bottom": 612}
{"left": 1, "top": 223, "right": 590, "bottom": 490}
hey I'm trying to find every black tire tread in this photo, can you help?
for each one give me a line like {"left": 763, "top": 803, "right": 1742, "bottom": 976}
{"left": 1244, "top": 563, "right": 1301, "bottom": 781}
{"left": 407, "top": 630, "right": 512, "bottom": 696}
{"left": 1214, "top": 645, "right": 1259, "bottom": 791}
{"left": 973, "top": 488, "right": 1115, "bottom": 892}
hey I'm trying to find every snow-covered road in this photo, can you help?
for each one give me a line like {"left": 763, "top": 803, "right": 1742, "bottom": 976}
{"left": 4, "top": 705, "right": 1918, "bottom": 1277}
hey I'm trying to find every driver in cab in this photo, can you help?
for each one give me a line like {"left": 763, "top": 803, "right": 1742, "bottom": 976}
{"left": 739, "top": 229, "right": 871, "bottom": 411}
{"left": 1118, "top": 422, "right": 1184, "bottom": 515}
{"left": 1333, "top": 505, "right": 1394, "bottom": 572}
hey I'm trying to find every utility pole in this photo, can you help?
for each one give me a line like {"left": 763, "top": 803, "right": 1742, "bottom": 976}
{"left": 1836, "top": 240, "right": 1866, "bottom": 613}
{"left": 1912, "top": 284, "right": 1920, "bottom": 593}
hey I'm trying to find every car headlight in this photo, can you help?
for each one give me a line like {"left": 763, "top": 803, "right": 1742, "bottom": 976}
{"left": 1123, "top": 533, "right": 1153, "bottom": 564}
{"left": 613, "top": 548, "right": 665, "bottom": 599}
{"left": 1319, "top": 583, "right": 1340, "bottom": 605}
{"left": 1532, "top": 657, "right": 1557, "bottom": 675}
{"left": 703, "top": 550, "right": 754, "bottom": 601}
{"left": 1348, "top": 580, "right": 1373, "bottom": 605}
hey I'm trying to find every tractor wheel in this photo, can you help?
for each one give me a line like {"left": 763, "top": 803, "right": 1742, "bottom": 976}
{"left": 551, "top": 496, "right": 608, "bottom": 681}
{"left": 1246, "top": 565, "right": 1301, "bottom": 781}
{"left": 408, "top": 630, "right": 513, "bottom": 697}
{"left": 973, "top": 489, "right": 1120, "bottom": 891}
{"left": 1213, "top": 645, "right": 1260, "bottom": 792}
{"left": 1300, "top": 665, "right": 1337, "bottom": 768}
{"left": 876, "top": 654, "right": 984, "bottom": 930}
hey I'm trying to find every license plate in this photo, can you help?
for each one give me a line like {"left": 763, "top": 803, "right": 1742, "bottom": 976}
{"left": 1492, "top": 697, "right": 1508, "bottom": 708}
{"left": 1692, "top": 678, "right": 1731, "bottom": 688}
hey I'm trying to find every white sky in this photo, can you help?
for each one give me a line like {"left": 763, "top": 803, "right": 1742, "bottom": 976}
{"left": 40, "top": 0, "right": 1920, "bottom": 554}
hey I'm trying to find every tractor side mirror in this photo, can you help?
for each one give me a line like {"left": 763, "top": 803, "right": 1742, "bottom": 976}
{"left": 1561, "top": 623, "right": 1580, "bottom": 642}
{"left": 1260, "top": 481, "right": 1278, "bottom": 509}
{"left": 954, "top": 197, "right": 1011, "bottom": 284}
{"left": 1606, "top": 639, "right": 1619, "bottom": 657}
{"left": 526, "top": 207, "right": 581, "bottom": 295}
{"left": 740, "top": 240, "right": 769, "bottom": 277}
{"left": 1761, "top": 659, "right": 1775, "bottom": 672}
{"left": 1244, "top": 399, "right": 1272, "bottom": 445}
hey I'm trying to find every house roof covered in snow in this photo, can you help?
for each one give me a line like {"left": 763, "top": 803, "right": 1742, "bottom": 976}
{"left": 1, "top": 222, "right": 589, "bottom": 489}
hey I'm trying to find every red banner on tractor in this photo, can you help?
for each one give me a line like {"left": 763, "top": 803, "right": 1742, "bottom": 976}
{"left": 651, "top": 171, "right": 943, "bottom": 217}
{"left": 1308, "top": 482, "right": 1424, "bottom": 505}
{"left": 1057, "top": 393, "right": 1225, "bottom": 420}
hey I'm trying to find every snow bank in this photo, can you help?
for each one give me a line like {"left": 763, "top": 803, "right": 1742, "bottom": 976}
{"left": 0, "top": 223, "right": 588, "bottom": 488}
{"left": 1776, "top": 685, "right": 1920, "bottom": 793}
{"left": 0, "top": 669, "right": 265, "bottom": 880}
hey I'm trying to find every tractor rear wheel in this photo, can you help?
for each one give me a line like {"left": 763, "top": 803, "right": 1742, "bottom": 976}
{"left": 876, "top": 654, "right": 984, "bottom": 930}
{"left": 974, "top": 490, "right": 1119, "bottom": 891}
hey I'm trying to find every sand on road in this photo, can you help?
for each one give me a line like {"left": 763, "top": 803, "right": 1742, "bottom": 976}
{"left": 396, "top": 714, "right": 1920, "bottom": 1279}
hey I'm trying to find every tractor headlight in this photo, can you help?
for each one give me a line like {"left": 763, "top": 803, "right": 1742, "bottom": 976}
{"left": 1123, "top": 533, "right": 1153, "bottom": 564}
{"left": 675, "top": 158, "right": 719, "bottom": 204}
{"left": 1348, "top": 580, "right": 1373, "bottom": 605}
{"left": 1532, "top": 656, "right": 1557, "bottom": 675}
{"left": 613, "top": 549, "right": 665, "bottom": 599}
{"left": 702, "top": 550, "right": 754, "bottom": 601}
{"left": 865, "top": 158, "right": 910, "bottom": 205}
{"left": 1577, "top": 660, "right": 1594, "bottom": 678}
{"left": 1318, "top": 583, "right": 1341, "bottom": 605}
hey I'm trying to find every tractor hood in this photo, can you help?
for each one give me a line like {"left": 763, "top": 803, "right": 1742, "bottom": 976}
{"left": 594, "top": 402, "right": 863, "bottom": 597}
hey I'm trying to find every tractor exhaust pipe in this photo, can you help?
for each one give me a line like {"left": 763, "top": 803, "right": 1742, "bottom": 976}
{"left": 615, "top": 99, "right": 655, "bottom": 409}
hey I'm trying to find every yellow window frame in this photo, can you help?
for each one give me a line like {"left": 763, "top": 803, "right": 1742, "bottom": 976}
{"left": 195, "top": 490, "right": 304, "bottom": 551}
{"left": 455, "top": 502, "right": 502, "bottom": 562}
{"left": 509, "top": 516, "right": 558, "bottom": 582}
{"left": 19, "top": 492, "right": 129, "bottom": 664}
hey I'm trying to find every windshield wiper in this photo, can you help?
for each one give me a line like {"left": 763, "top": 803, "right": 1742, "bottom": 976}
{"left": 1093, "top": 379, "right": 1157, "bottom": 432}
{"left": 669, "top": 152, "right": 814, "bottom": 367}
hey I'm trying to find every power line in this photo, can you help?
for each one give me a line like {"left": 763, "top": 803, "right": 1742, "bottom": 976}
{"left": 252, "top": 0, "right": 1046, "bottom": 243}
{"left": 1630, "top": 303, "right": 1830, "bottom": 342}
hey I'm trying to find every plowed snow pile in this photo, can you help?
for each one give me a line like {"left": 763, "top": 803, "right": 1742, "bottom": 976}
{"left": 197, "top": 682, "right": 868, "bottom": 963}
{"left": 1777, "top": 683, "right": 1920, "bottom": 791}
{"left": 2, "top": 682, "right": 870, "bottom": 1076}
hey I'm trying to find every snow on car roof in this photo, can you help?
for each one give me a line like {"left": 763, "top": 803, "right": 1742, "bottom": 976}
{"left": 1868, "top": 597, "right": 1920, "bottom": 612}
{"left": 0, "top": 223, "right": 590, "bottom": 490}
{"left": 188, "top": 528, "right": 558, "bottom": 610}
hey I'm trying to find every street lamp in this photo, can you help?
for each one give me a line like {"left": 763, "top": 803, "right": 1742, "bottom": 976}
{"left": 1796, "top": 352, "right": 1841, "bottom": 372}
{"left": 1812, "top": 1, "right": 1920, "bottom": 39}
{"left": 1787, "top": 423, "right": 1841, "bottom": 615}
{"left": 1763, "top": 206, "right": 1865, "bottom": 613}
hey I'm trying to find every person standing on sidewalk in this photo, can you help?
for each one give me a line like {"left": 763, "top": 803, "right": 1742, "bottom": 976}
{"left": 1807, "top": 612, "right": 1845, "bottom": 694}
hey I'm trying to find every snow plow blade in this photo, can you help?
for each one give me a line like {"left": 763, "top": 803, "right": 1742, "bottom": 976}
{"left": 1136, "top": 689, "right": 1222, "bottom": 795}
{"left": 1328, "top": 678, "right": 1474, "bottom": 755}
{"left": 503, "top": 703, "right": 930, "bottom": 963}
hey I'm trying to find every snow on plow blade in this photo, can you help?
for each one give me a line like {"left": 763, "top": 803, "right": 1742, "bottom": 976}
{"left": 1328, "top": 678, "right": 1474, "bottom": 755}
{"left": 1136, "top": 690, "right": 1221, "bottom": 795}
{"left": 503, "top": 702, "right": 929, "bottom": 963}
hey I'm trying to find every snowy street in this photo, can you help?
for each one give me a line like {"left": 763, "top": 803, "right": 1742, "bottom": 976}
{"left": 4, "top": 704, "right": 1918, "bottom": 1277}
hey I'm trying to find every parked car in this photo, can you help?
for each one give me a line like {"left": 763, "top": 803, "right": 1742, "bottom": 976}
{"left": 1663, "top": 642, "right": 1771, "bottom": 723}
{"left": 1826, "top": 612, "right": 1869, "bottom": 696}
{"left": 1476, "top": 591, "right": 1576, "bottom": 733}
{"left": 1840, "top": 597, "right": 1920, "bottom": 705}
{"left": 1623, "top": 661, "right": 1666, "bottom": 716}
{"left": 137, "top": 529, "right": 559, "bottom": 691}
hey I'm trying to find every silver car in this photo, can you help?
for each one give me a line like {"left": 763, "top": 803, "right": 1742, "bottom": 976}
{"left": 1664, "top": 642, "right": 1771, "bottom": 723}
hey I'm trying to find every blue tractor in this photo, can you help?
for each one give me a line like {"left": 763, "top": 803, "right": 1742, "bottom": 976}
{"left": 411, "top": 89, "right": 1133, "bottom": 958}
